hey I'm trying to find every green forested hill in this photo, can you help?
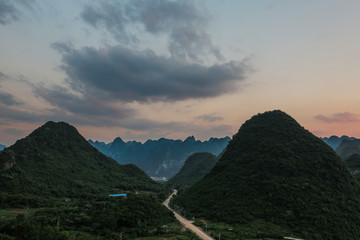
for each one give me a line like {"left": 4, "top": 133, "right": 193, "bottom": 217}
{"left": 167, "top": 152, "right": 217, "bottom": 189}
{"left": 0, "top": 122, "right": 199, "bottom": 239}
{"left": 175, "top": 110, "right": 360, "bottom": 239}
{"left": 0, "top": 121, "right": 161, "bottom": 202}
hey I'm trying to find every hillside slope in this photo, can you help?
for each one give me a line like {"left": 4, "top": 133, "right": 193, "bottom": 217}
{"left": 175, "top": 110, "right": 360, "bottom": 239}
{"left": 0, "top": 121, "right": 160, "bottom": 201}
{"left": 167, "top": 152, "right": 217, "bottom": 189}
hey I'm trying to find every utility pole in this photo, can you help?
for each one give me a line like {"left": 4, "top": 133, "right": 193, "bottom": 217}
{"left": 219, "top": 233, "right": 221, "bottom": 240}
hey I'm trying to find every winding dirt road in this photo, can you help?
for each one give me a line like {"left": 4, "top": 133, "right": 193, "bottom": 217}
{"left": 163, "top": 190, "right": 214, "bottom": 240}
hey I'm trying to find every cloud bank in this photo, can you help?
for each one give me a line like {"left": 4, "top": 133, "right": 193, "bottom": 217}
{"left": 0, "top": 0, "right": 34, "bottom": 25}
{"left": 0, "top": 0, "right": 18, "bottom": 25}
{"left": 52, "top": 43, "right": 250, "bottom": 103}
{"left": 0, "top": 71, "right": 9, "bottom": 80}
{"left": 81, "top": 0, "right": 222, "bottom": 61}
{"left": 0, "top": 91, "right": 23, "bottom": 106}
{"left": 315, "top": 112, "right": 359, "bottom": 123}
{"left": 195, "top": 113, "right": 224, "bottom": 122}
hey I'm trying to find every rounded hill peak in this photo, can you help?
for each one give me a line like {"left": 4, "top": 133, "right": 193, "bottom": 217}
{"left": 26, "top": 121, "right": 84, "bottom": 145}
{"left": 176, "top": 110, "right": 360, "bottom": 239}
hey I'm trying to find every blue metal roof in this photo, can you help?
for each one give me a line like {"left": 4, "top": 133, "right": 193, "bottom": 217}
{"left": 109, "top": 193, "right": 127, "bottom": 197}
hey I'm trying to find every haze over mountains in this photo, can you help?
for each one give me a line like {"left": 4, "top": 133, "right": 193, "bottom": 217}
{"left": 174, "top": 110, "right": 360, "bottom": 239}
{"left": 0, "top": 144, "right": 5, "bottom": 151}
{"left": 89, "top": 136, "right": 230, "bottom": 178}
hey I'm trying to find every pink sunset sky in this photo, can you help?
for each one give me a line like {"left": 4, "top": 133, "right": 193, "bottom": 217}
{"left": 0, "top": 0, "right": 360, "bottom": 146}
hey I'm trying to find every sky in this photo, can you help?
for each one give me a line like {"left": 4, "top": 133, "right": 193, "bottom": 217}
{"left": 0, "top": 0, "right": 360, "bottom": 145}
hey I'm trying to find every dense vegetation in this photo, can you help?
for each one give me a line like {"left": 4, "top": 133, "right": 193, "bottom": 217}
{"left": 0, "top": 121, "right": 161, "bottom": 203}
{"left": 0, "top": 121, "right": 186, "bottom": 239}
{"left": 167, "top": 152, "right": 218, "bottom": 189}
{"left": 0, "top": 194, "right": 178, "bottom": 240}
{"left": 174, "top": 110, "right": 360, "bottom": 239}
{"left": 89, "top": 136, "right": 230, "bottom": 178}
{"left": 336, "top": 139, "right": 360, "bottom": 159}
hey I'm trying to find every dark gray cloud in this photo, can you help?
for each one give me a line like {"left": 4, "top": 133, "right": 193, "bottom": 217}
{"left": 126, "top": 0, "right": 207, "bottom": 34}
{"left": 34, "top": 84, "right": 135, "bottom": 119}
{"left": 81, "top": 0, "right": 222, "bottom": 61}
{"left": 0, "top": 91, "right": 23, "bottom": 106}
{"left": 0, "top": 103, "right": 126, "bottom": 128}
{"left": 195, "top": 113, "right": 224, "bottom": 122}
{"left": 0, "top": 71, "right": 8, "bottom": 80}
{"left": 0, "top": 102, "right": 190, "bottom": 132}
{"left": 0, "top": 104, "right": 49, "bottom": 123}
{"left": 52, "top": 43, "right": 250, "bottom": 103}
{"left": 81, "top": 2, "right": 135, "bottom": 43}
{"left": 0, "top": 0, "right": 35, "bottom": 25}
{"left": 315, "top": 112, "right": 359, "bottom": 123}
{"left": 128, "top": 0, "right": 221, "bottom": 61}
{"left": 0, "top": 0, "right": 18, "bottom": 25}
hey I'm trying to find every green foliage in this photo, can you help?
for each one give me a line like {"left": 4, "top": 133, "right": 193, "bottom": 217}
{"left": 0, "top": 121, "right": 162, "bottom": 206}
{"left": 167, "top": 152, "right": 218, "bottom": 189}
{"left": 0, "top": 121, "right": 180, "bottom": 239}
{"left": 0, "top": 194, "right": 177, "bottom": 240}
{"left": 174, "top": 110, "right": 360, "bottom": 239}
{"left": 192, "top": 218, "right": 292, "bottom": 240}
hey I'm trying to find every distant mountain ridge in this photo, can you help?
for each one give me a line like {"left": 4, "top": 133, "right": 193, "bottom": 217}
{"left": 320, "top": 135, "right": 356, "bottom": 149}
{"left": 89, "top": 136, "right": 230, "bottom": 178}
{"left": 0, "top": 144, "right": 5, "bottom": 151}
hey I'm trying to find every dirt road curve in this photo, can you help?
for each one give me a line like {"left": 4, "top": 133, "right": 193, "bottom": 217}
{"left": 163, "top": 190, "right": 215, "bottom": 240}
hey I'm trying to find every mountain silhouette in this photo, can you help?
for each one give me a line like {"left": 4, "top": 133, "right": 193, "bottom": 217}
{"left": 0, "top": 121, "right": 160, "bottom": 201}
{"left": 175, "top": 110, "right": 360, "bottom": 239}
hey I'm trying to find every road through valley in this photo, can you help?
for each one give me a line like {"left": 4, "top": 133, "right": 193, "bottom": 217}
{"left": 163, "top": 190, "right": 214, "bottom": 240}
